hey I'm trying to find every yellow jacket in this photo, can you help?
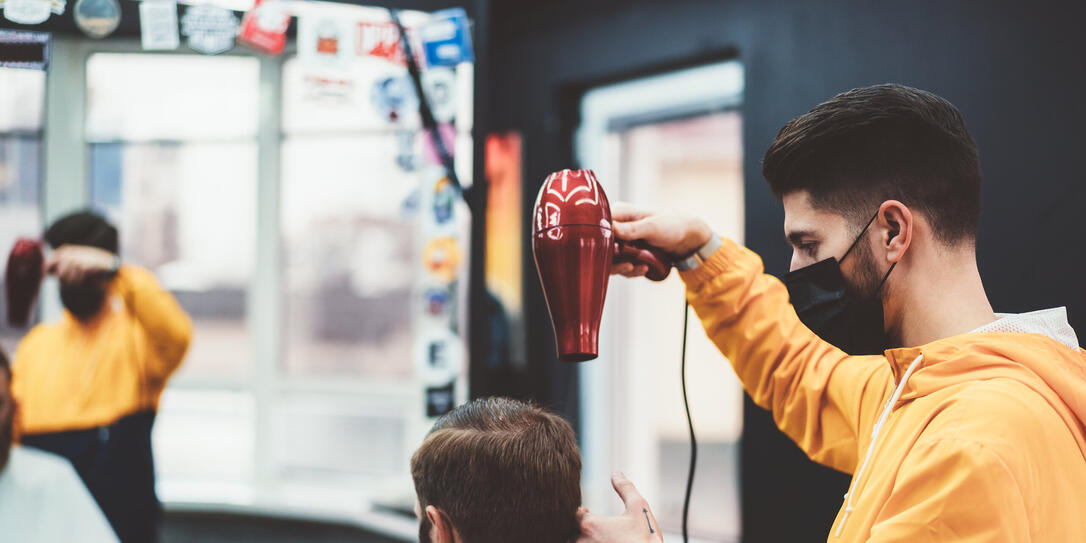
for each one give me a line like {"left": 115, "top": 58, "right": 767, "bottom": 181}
{"left": 13, "top": 266, "right": 192, "bottom": 433}
{"left": 681, "top": 238, "right": 1086, "bottom": 542}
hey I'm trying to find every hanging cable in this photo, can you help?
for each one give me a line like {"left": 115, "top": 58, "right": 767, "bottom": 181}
{"left": 681, "top": 299, "right": 696, "bottom": 543}
{"left": 388, "top": 9, "right": 466, "bottom": 201}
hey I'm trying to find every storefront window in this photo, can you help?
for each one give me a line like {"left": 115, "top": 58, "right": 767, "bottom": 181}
{"left": 0, "top": 67, "right": 44, "bottom": 356}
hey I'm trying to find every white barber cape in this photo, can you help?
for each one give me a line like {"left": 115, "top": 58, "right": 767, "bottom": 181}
{"left": 0, "top": 445, "right": 119, "bottom": 542}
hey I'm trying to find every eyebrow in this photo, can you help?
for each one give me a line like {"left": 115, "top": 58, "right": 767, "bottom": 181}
{"left": 786, "top": 230, "right": 817, "bottom": 246}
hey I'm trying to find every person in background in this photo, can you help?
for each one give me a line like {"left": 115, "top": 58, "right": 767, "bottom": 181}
{"left": 12, "top": 211, "right": 192, "bottom": 543}
{"left": 411, "top": 397, "right": 604, "bottom": 543}
{"left": 0, "top": 347, "right": 118, "bottom": 542}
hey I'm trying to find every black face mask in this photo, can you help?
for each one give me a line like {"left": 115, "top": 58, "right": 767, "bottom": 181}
{"left": 60, "top": 281, "right": 108, "bottom": 321}
{"left": 783, "top": 211, "right": 896, "bottom": 355}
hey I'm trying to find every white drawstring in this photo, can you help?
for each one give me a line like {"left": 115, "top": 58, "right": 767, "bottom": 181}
{"left": 834, "top": 354, "right": 924, "bottom": 537}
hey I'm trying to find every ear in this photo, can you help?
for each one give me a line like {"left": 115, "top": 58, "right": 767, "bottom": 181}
{"left": 876, "top": 200, "right": 913, "bottom": 264}
{"left": 426, "top": 505, "right": 459, "bottom": 543}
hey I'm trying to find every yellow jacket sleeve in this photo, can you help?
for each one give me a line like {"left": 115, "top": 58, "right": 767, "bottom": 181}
{"left": 679, "top": 237, "right": 892, "bottom": 472}
{"left": 113, "top": 265, "right": 192, "bottom": 393}
{"left": 867, "top": 439, "right": 1029, "bottom": 541}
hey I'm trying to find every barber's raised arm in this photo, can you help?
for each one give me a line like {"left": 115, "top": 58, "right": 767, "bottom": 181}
{"left": 613, "top": 206, "right": 891, "bottom": 472}
{"left": 113, "top": 265, "right": 193, "bottom": 389}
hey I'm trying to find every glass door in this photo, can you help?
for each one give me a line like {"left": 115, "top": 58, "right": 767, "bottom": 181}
{"left": 578, "top": 61, "right": 744, "bottom": 542}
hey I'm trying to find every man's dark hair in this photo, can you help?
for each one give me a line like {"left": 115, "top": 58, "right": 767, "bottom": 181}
{"left": 44, "top": 210, "right": 119, "bottom": 254}
{"left": 762, "top": 84, "right": 981, "bottom": 245}
{"left": 0, "top": 347, "right": 8, "bottom": 377}
{"left": 410, "top": 397, "right": 581, "bottom": 543}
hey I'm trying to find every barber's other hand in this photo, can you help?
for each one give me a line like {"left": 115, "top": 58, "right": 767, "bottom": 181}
{"left": 576, "top": 472, "right": 664, "bottom": 543}
{"left": 610, "top": 202, "right": 712, "bottom": 278}
{"left": 46, "top": 245, "right": 116, "bottom": 284}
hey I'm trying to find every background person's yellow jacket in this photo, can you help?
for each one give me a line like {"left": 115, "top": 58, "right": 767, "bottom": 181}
{"left": 11, "top": 265, "right": 192, "bottom": 543}
{"left": 681, "top": 238, "right": 1086, "bottom": 542}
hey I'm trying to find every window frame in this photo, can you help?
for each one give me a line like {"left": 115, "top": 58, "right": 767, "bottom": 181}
{"left": 41, "top": 35, "right": 452, "bottom": 541}
{"left": 0, "top": 66, "right": 47, "bottom": 353}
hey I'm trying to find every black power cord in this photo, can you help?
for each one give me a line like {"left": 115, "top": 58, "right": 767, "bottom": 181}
{"left": 681, "top": 299, "right": 696, "bottom": 543}
{"left": 388, "top": 9, "right": 465, "bottom": 200}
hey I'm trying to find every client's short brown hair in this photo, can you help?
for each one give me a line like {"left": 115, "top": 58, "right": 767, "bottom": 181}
{"left": 410, "top": 397, "right": 581, "bottom": 543}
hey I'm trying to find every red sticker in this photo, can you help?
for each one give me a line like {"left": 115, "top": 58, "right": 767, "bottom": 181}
{"left": 238, "top": 0, "right": 290, "bottom": 55}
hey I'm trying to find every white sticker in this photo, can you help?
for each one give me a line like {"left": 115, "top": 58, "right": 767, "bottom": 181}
{"left": 413, "top": 328, "right": 464, "bottom": 386}
{"left": 181, "top": 4, "right": 238, "bottom": 55}
{"left": 422, "top": 67, "right": 457, "bottom": 123}
{"left": 4, "top": 0, "right": 51, "bottom": 25}
{"left": 139, "top": 1, "right": 179, "bottom": 51}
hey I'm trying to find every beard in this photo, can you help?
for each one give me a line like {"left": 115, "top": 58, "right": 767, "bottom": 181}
{"left": 60, "top": 281, "right": 108, "bottom": 321}
{"left": 845, "top": 237, "right": 900, "bottom": 349}
{"left": 844, "top": 237, "right": 885, "bottom": 301}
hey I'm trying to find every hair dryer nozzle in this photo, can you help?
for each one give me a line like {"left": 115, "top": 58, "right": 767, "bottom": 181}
{"left": 5, "top": 238, "right": 44, "bottom": 327}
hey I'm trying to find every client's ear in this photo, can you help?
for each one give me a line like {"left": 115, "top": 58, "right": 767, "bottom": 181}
{"left": 426, "top": 505, "right": 460, "bottom": 543}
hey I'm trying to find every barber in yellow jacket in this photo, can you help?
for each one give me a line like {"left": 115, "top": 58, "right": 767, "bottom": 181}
{"left": 576, "top": 85, "right": 1086, "bottom": 542}
{"left": 12, "top": 211, "right": 192, "bottom": 543}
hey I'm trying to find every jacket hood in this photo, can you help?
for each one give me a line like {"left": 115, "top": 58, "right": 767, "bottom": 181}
{"left": 884, "top": 307, "right": 1086, "bottom": 460}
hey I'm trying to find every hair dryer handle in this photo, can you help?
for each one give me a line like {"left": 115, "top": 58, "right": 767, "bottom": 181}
{"left": 614, "top": 240, "right": 672, "bottom": 281}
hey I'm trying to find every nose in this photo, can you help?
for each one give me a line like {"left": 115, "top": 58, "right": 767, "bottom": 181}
{"left": 789, "top": 251, "right": 809, "bottom": 272}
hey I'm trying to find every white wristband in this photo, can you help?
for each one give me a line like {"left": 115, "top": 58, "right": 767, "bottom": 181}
{"left": 674, "top": 234, "right": 722, "bottom": 271}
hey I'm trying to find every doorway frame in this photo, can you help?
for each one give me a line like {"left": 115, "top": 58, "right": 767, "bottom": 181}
{"left": 574, "top": 60, "right": 744, "bottom": 533}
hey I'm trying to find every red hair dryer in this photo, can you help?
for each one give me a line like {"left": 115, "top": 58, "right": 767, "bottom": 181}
{"left": 532, "top": 169, "right": 670, "bottom": 362}
{"left": 5, "top": 238, "right": 44, "bottom": 327}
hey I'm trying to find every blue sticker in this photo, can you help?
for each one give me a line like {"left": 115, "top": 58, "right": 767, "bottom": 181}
{"left": 419, "top": 8, "right": 473, "bottom": 68}
{"left": 425, "top": 287, "right": 449, "bottom": 316}
{"left": 370, "top": 74, "right": 416, "bottom": 122}
{"left": 432, "top": 177, "right": 455, "bottom": 224}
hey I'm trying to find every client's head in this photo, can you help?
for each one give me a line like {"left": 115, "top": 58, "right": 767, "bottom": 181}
{"left": 410, "top": 397, "right": 582, "bottom": 543}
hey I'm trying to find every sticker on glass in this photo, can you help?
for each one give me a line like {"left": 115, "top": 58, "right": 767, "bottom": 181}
{"left": 414, "top": 328, "right": 464, "bottom": 386}
{"left": 419, "top": 7, "right": 474, "bottom": 67}
{"left": 425, "top": 381, "right": 455, "bottom": 417}
{"left": 4, "top": 0, "right": 52, "bottom": 24}
{"left": 298, "top": 14, "right": 355, "bottom": 72}
{"left": 432, "top": 176, "right": 457, "bottom": 224}
{"left": 139, "top": 0, "right": 179, "bottom": 51}
{"left": 422, "top": 67, "right": 457, "bottom": 123}
{"left": 181, "top": 4, "right": 238, "bottom": 55}
{"left": 423, "top": 236, "right": 460, "bottom": 282}
{"left": 370, "top": 74, "right": 416, "bottom": 122}
{"left": 424, "top": 286, "right": 450, "bottom": 317}
{"left": 74, "top": 0, "right": 121, "bottom": 39}
{"left": 238, "top": 0, "right": 290, "bottom": 55}
{"left": 0, "top": 29, "right": 50, "bottom": 70}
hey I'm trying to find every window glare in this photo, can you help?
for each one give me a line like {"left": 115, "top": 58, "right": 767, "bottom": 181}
{"left": 0, "top": 68, "right": 45, "bottom": 132}
{"left": 86, "top": 54, "right": 259, "bottom": 142}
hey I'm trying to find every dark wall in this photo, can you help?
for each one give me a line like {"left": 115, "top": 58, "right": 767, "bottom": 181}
{"left": 485, "top": 0, "right": 1086, "bottom": 541}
